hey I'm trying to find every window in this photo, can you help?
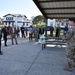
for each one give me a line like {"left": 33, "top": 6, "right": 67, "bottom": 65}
{"left": 6, "top": 17, "right": 8, "bottom": 20}
{"left": 11, "top": 17, "right": 13, "bottom": 20}
{"left": 6, "top": 17, "right": 13, "bottom": 20}
{"left": 26, "top": 23, "right": 28, "bottom": 26}
{"left": 5, "top": 22, "right": 7, "bottom": 25}
{"left": 50, "top": 22, "right": 53, "bottom": 26}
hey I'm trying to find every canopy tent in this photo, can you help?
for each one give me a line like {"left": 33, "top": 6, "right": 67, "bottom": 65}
{"left": 33, "top": 0, "right": 75, "bottom": 19}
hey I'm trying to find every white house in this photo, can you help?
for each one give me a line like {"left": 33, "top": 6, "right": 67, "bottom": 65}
{"left": 47, "top": 19, "right": 68, "bottom": 28}
{"left": 47, "top": 19, "right": 56, "bottom": 27}
{"left": 3, "top": 14, "right": 32, "bottom": 27}
{"left": 22, "top": 19, "right": 33, "bottom": 27}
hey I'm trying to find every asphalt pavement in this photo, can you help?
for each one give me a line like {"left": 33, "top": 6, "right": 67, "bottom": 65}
{"left": 0, "top": 37, "right": 75, "bottom": 75}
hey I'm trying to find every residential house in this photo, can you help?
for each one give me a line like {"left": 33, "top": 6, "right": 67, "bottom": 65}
{"left": 47, "top": 19, "right": 68, "bottom": 28}
{"left": 3, "top": 14, "right": 32, "bottom": 27}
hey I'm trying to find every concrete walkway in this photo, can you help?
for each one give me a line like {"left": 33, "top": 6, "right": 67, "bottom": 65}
{"left": 0, "top": 38, "right": 75, "bottom": 75}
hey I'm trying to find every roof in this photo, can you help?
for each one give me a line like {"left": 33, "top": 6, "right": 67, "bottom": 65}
{"left": 14, "top": 14, "right": 27, "bottom": 18}
{"left": 33, "top": 0, "right": 75, "bottom": 19}
{"left": 3, "top": 14, "right": 27, "bottom": 18}
{"left": 3, "top": 14, "right": 16, "bottom": 17}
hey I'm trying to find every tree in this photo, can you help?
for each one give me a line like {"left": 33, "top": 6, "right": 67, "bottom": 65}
{"left": 33, "top": 15, "right": 46, "bottom": 24}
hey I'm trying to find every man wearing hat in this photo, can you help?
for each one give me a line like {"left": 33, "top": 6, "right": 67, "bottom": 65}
{"left": 64, "top": 18, "right": 75, "bottom": 71}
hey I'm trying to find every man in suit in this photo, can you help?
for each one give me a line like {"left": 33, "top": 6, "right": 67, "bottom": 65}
{"left": 9, "top": 24, "right": 18, "bottom": 45}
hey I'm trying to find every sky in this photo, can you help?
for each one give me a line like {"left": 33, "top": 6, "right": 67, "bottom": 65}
{"left": 0, "top": 0, "right": 42, "bottom": 19}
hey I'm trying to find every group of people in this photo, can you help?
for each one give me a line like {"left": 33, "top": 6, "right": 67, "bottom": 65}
{"left": 0, "top": 24, "right": 29, "bottom": 55}
{"left": 28, "top": 25, "right": 44, "bottom": 42}
{"left": 47, "top": 20, "right": 75, "bottom": 72}
{"left": 0, "top": 24, "right": 37, "bottom": 55}
{"left": 49, "top": 25, "right": 60, "bottom": 37}
{"left": 49, "top": 25, "right": 68, "bottom": 37}
{"left": 28, "top": 19, "right": 75, "bottom": 72}
{"left": 0, "top": 18, "right": 75, "bottom": 72}
{"left": 20, "top": 25, "right": 28, "bottom": 38}
{"left": 0, "top": 24, "right": 19, "bottom": 55}
{"left": 28, "top": 25, "right": 68, "bottom": 42}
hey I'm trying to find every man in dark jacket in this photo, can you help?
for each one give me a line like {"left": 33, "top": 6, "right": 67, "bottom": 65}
{"left": 39, "top": 27, "right": 44, "bottom": 35}
{"left": 2, "top": 26, "right": 9, "bottom": 46}
{"left": 21, "top": 25, "right": 25, "bottom": 38}
{"left": 0, "top": 27, "right": 3, "bottom": 55}
{"left": 55, "top": 25, "right": 61, "bottom": 37}
{"left": 50, "top": 25, "right": 54, "bottom": 37}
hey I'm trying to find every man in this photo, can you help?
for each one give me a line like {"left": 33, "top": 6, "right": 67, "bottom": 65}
{"left": 35, "top": 26, "right": 39, "bottom": 42}
{"left": 28, "top": 25, "right": 34, "bottom": 41}
{"left": 39, "top": 26, "right": 44, "bottom": 35}
{"left": 55, "top": 25, "right": 61, "bottom": 37}
{"left": 64, "top": 18, "right": 75, "bottom": 71}
{"left": 16, "top": 26, "right": 20, "bottom": 37}
{"left": 21, "top": 25, "right": 25, "bottom": 38}
{"left": 2, "top": 26, "right": 9, "bottom": 46}
{"left": 25, "top": 28, "right": 28, "bottom": 38}
{"left": 7, "top": 25, "right": 11, "bottom": 31}
{"left": 50, "top": 25, "right": 54, "bottom": 37}
{"left": 9, "top": 24, "right": 18, "bottom": 45}
{"left": 64, "top": 25, "right": 68, "bottom": 36}
{"left": 0, "top": 27, "right": 3, "bottom": 55}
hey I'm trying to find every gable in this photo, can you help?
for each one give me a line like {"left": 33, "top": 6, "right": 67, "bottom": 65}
{"left": 3, "top": 14, "right": 15, "bottom": 17}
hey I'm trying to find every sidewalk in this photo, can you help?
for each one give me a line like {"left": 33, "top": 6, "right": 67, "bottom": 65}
{"left": 0, "top": 38, "right": 75, "bottom": 75}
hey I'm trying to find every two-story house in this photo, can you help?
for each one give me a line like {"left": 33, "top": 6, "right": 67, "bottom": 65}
{"left": 3, "top": 14, "right": 32, "bottom": 27}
